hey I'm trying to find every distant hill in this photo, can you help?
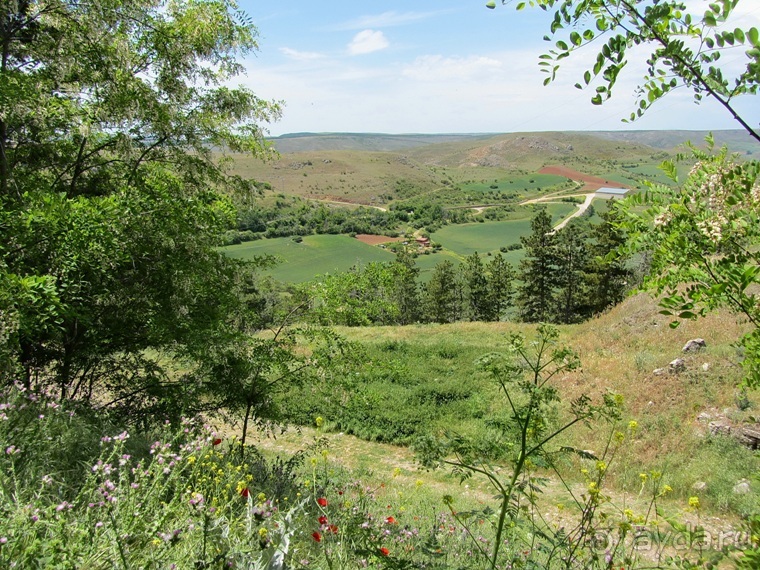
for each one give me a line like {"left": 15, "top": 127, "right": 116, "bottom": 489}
{"left": 268, "top": 130, "right": 759, "bottom": 155}
{"left": 268, "top": 133, "right": 496, "bottom": 153}
{"left": 230, "top": 130, "right": 757, "bottom": 206}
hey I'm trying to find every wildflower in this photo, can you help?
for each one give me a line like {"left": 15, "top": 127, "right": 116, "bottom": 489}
{"left": 315, "top": 416, "right": 324, "bottom": 428}
{"left": 212, "top": 438, "right": 222, "bottom": 446}
{"left": 639, "top": 473, "right": 648, "bottom": 483}
{"left": 415, "top": 479, "right": 423, "bottom": 488}
{"left": 660, "top": 484, "right": 673, "bottom": 496}
{"left": 318, "top": 515, "right": 328, "bottom": 525}
{"left": 688, "top": 496, "right": 700, "bottom": 509}
{"left": 596, "top": 461, "right": 607, "bottom": 473}
{"left": 312, "top": 531, "right": 322, "bottom": 542}
{"left": 258, "top": 528, "right": 268, "bottom": 539}
{"left": 328, "top": 524, "right": 338, "bottom": 534}
{"left": 393, "top": 467, "right": 401, "bottom": 478}
{"left": 379, "top": 547, "right": 390, "bottom": 556}
{"left": 386, "top": 516, "right": 397, "bottom": 524}
{"left": 317, "top": 497, "right": 328, "bottom": 507}
{"left": 240, "top": 488, "right": 250, "bottom": 498}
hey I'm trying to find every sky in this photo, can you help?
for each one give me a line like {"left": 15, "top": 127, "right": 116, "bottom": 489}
{"left": 236, "top": 1, "right": 760, "bottom": 136}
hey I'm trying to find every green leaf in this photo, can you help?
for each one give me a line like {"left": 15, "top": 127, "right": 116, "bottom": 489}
{"left": 556, "top": 40, "right": 568, "bottom": 51}
{"left": 570, "top": 31, "right": 582, "bottom": 46}
{"left": 516, "top": 2, "right": 526, "bottom": 10}
{"left": 735, "top": 28, "right": 745, "bottom": 43}
{"left": 584, "top": 70, "right": 591, "bottom": 84}
{"left": 704, "top": 12, "right": 717, "bottom": 26}
{"left": 486, "top": 1, "right": 497, "bottom": 9}
{"left": 748, "top": 27, "right": 759, "bottom": 47}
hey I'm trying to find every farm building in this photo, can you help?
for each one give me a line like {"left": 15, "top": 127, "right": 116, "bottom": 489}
{"left": 595, "top": 187, "right": 630, "bottom": 199}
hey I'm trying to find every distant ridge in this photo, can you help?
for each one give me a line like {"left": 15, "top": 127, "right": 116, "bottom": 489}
{"left": 269, "top": 130, "right": 759, "bottom": 155}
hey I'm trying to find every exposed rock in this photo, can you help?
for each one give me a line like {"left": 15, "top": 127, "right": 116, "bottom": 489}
{"left": 697, "top": 412, "right": 712, "bottom": 423}
{"left": 708, "top": 421, "right": 732, "bottom": 436}
{"left": 692, "top": 481, "right": 707, "bottom": 492}
{"left": 653, "top": 368, "right": 667, "bottom": 376}
{"left": 683, "top": 338, "right": 707, "bottom": 352}
{"left": 669, "top": 358, "right": 686, "bottom": 373}
{"left": 733, "top": 479, "right": 751, "bottom": 495}
{"left": 701, "top": 362, "right": 710, "bottom": 371}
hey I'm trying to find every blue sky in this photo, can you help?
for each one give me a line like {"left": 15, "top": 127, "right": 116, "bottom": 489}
{"left": 237, "top": 1, "right": 760, "bottom": 136}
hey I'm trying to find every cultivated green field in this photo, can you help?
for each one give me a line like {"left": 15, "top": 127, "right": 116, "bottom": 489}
{"left": 461, "top": 173, "right": 569, "bottom": 193}
{"left": 431, "top": 203, "right": 576, "bottom": 256}
{"left": 223, "top": 234, "right": 395, "bottom": 282}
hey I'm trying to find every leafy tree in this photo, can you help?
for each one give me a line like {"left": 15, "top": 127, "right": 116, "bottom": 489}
{"left": 0, "top": 0, "right": 281, "bottom": 416}
{"left": 304, "top": 263, "right": 399, "bottom": 327}
{"left": 424, "top": 260, "right": 462, "bottom": 324}
{"left": 517, "top": 211, "right": 558, "bottom": 322}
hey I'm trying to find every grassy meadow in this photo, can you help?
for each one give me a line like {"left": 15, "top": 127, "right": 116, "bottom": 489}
{"left": 275, "top": 293, "right": 760, "bottom": 516}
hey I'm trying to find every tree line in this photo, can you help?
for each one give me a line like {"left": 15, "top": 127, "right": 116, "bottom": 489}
{"left": 302, "top": 209, "right": 633, "bottom": 326}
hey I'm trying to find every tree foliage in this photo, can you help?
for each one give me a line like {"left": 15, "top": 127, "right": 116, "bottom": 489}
{"left": 0, "top": 0, "right": 281, "bottom": 417}
{"left": 491, "top": 0, "right": 760, "bottom": 141}
{"left": 622, "top": 142, "right": 760, "bottom": 385}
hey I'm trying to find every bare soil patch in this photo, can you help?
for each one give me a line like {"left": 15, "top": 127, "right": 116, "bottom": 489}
{"left": 355, "top": 234, "right": 404, "bottom": 245}
{"left": 539, "top": 165, "right": 629, "bottom": 192}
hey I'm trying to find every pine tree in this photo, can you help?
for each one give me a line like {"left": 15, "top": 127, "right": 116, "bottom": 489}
{"left": 517, "top": 210, "right": 558, "bottom": 323}
{"left": 554, "top": 224, "right": 590, "bottom": 323}
{"left": 392, "top": 250, "right": 421, "bottom": 325}
{"left": 485, "top": 254, "right": 515, "bottom": 322}
{"left": 424, "top": 260, "right": 461, "bottom": 324}
{"left": 587, "top": 209, "right": 633, "bottom": 314}
{"left": 462, "top": 253, "right": 489, "bottom": 321}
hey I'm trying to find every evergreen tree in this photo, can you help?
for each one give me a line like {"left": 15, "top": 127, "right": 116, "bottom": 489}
{"left": 554, "top": 224, "right": 590, "bottom": 323}
{"left": 517, "top": 210, "right": 558, "bottom": 323}
{"left": 485, "top": 254, "right": 515, "bottom": 322}
{"left": 586, "top": 209, "right": 633, "bottom": 315}
{"left": 462, "top": 253, "right": 489, "bottom": 321}
{"left": 424, "top": 260, "right": 461, "bottom": 324}
{"left": 391, "top": 250, "right": 421, "bottom": 325}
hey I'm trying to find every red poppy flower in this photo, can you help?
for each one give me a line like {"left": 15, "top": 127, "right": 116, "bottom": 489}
{"left": 328, "top": 524, "right": 338, "bottom": 534}
{"left": 318, "top": 515, "right": 328, "bottom": 525}
{"left": 379, "top": 547, "right": 390, "bottom": 556}
{"left": 317, "top": 497, "right": 328, "bottom": 507}
{"left": 386, "top": 516, "right": 396, "bottom": 524}
{"left": 312, "top": 531, "right": 322, "bottom": 542}
{"left": 212, "top": 438, "right": 222, "bottom": 446}
{"left": 240, "top": 488, "right": 250, "bottom": 498}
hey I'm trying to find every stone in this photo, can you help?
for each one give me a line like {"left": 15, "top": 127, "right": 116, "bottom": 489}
{"left": 683, "top": 338, "right": 707, "bottom": 353}
{"left": 709, "top": 421, "right": 732, "bottom": 436}
{"left": 697, "top": 412, "right": 712, "bottom": 423}
{"left": 733, "top": 479, "right": 751, "bottom": 495}
{"left": 692, "top": 481, "right": 707, "bottom": 492}
{"left": 653, "top": 368, "right": 666, "bottom": 376}
{"left": 669, "top": 358, "right": 686, "bottom": 373}
{"left": 702, "top": 362, "right": 710, "bottom": 371}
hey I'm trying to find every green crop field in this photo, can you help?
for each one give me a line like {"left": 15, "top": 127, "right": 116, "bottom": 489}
{"left": 431, "top": 203, "right": 576, "bottom": 256}
{"left": 461, "top": 173, "right": 568, "bottom": 193}
{"left": 222, "top": 234, "right": 395, "bottom": 282}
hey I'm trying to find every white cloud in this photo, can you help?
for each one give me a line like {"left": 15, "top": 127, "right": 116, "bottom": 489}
{"left": 279, "top": 47, "right": 324, "bottom": 61}
{"left": 403, "top": 55, "right": 503, "bottom": 81}
{"left": 347, "top": 30, "right": 389, "bottom": 55}
{"left": 334, "top": 11, "right": 444, "bottom": 30}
